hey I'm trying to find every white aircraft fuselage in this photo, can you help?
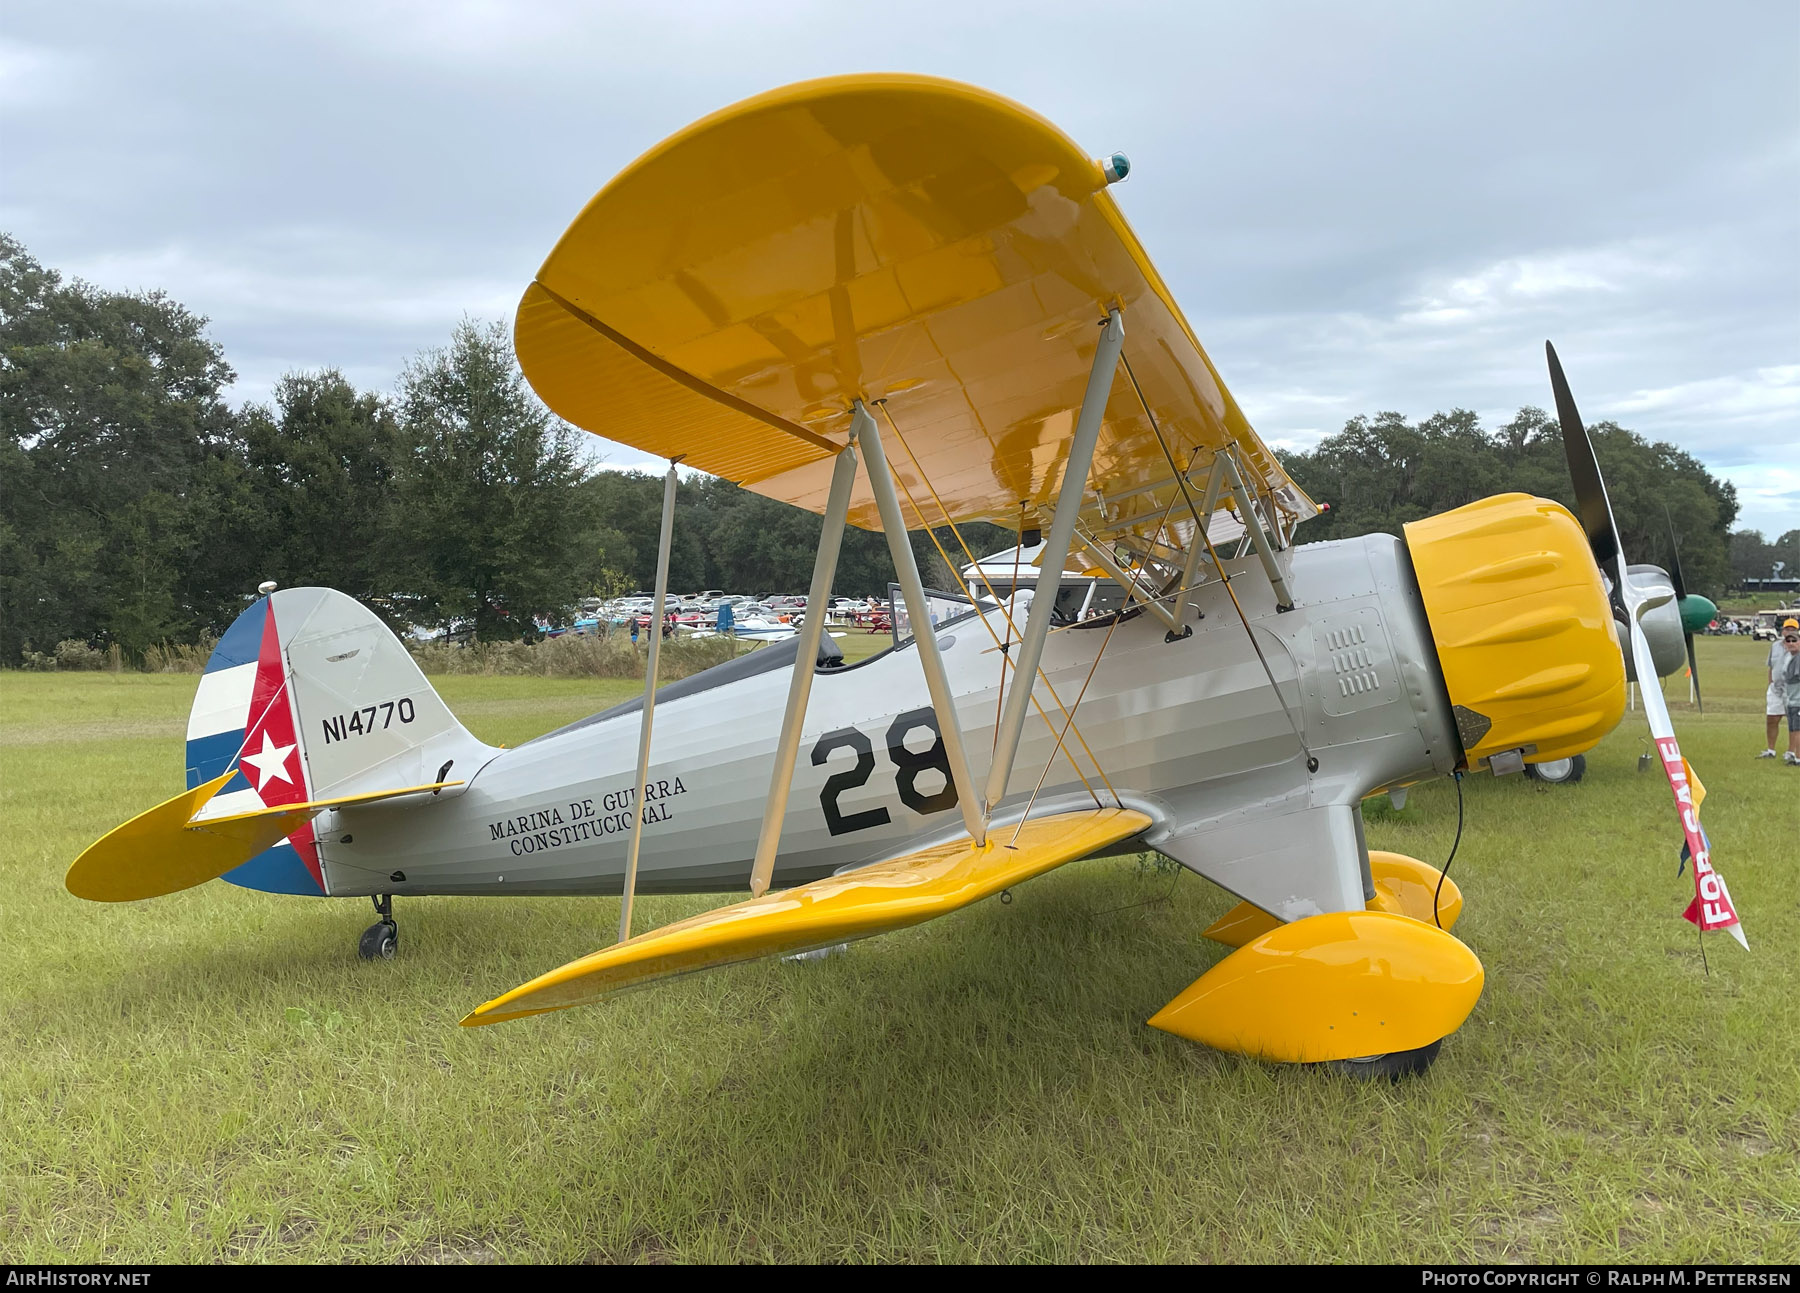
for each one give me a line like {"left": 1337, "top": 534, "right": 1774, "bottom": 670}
{"left": 312, "top": 534, "right": 1456, "bottom": 926}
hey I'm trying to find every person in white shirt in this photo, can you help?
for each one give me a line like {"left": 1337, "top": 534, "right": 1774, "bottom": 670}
{"left": 1758, "top": 616, "right": 1800, "bottom": 758}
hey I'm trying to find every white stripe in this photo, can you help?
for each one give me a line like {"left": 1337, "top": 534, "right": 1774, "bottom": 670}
{"left": 187, "top": 663, "right": 257, "bottom": 741}
{"left": 191, "top": 787, "right": 266, "bottom": 823}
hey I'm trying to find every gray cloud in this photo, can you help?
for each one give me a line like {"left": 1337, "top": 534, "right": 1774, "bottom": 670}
{"left": 4, "top": 0, "right": 1795, "bottom": 532}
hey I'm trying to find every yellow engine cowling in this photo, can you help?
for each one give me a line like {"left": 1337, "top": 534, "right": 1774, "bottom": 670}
{"left": 1404, "top": 493, "right": 1625, "bottom": 768}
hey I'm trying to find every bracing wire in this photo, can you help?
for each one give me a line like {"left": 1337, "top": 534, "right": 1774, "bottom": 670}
{"left": 1009, "top": 589, "right": 1130, "bottom": 842}
{"left": 1120, "top": 354, "right": 1206, "bottom": 532}
{"left": 1004, "top": 480, "right": 1196, "bottom": 836}
{"left": 888, "top": 490, "right": 1104, "bottom": 809}
{"left": 875, "top": 402, "right": 1120, "bottom": 807}
{"left": 992, "top": 502, "right": 1026, "bottom": 759}
{"left": 1118, "top": 353, "right": 1318, "bottom": 773}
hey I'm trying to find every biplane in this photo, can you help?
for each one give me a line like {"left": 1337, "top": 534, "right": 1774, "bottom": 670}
{"left": 67, "top": 73, "right": 1744, "bottom": 1078}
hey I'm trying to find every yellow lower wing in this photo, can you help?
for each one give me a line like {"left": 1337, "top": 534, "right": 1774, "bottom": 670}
{"left": 462, "top": 806, "right": 1151, "bottom": 1027}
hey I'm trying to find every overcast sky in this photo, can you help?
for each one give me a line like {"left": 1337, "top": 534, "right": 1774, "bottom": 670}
{"left": 4, "top": 0, "right": 1796, "bottom": 535}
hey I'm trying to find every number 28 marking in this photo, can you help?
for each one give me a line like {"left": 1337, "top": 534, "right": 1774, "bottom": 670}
{"left": 811, "top": 707, "right": 957, "bottom": 836}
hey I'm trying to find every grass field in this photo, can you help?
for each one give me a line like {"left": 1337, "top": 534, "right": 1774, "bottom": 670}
{"left": 1, "top": 638, "right": 1795, "bottom": 1262}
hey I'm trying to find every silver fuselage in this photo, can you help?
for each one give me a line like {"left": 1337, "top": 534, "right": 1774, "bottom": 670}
{"left": 317, "top": 535, "right": 1460, "bottom": 918}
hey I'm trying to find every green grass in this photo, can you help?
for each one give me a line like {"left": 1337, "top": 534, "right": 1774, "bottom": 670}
{"left": 0, "top": 640, "right": 1795, "bottom": 1262}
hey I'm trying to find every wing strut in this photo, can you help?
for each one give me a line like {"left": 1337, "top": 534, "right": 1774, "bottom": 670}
{"left": 749, "top": 435, "right": 861, "bottom": 897}
{"left": 876, "top": 407, "right": 1116, "bottom": 807}
{"left": 618, "top": 459, "right": 680, "bottom": 942}
{"left": 982, "top": 309, "right": 1125, "bottom": 820}
{"left": 1125, "top": 363, "right": 1317, "bottom": 775}
{"left": 1077, "top": 531, "right": 1183, "bottom": 634}
{"left": 1219, "top": 446, "right": 1296, "bottom": 611}
{"left": 1173, "top": 455, "right": 1225, "bottom": 597}
{"left": 857, "top": 400, "right": 987, "bottom": 847}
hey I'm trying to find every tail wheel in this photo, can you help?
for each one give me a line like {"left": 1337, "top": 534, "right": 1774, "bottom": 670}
{"left": 358, "top": 893, "right": 397, "bottom": 960}
{"left": 1524, "top": 754, "right": 1586, "bottom": 784}
{"left": 358, "top": 921, "right": 397, "bottom": 960}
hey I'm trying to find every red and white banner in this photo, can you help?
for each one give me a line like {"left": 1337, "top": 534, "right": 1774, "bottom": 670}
{"left": 1653, "top": 736, "right": 1747, "bottom": 948}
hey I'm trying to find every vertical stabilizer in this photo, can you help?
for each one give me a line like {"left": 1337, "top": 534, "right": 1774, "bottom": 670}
{"left": 185, "top": 589, "right": 494, "bottom": 895}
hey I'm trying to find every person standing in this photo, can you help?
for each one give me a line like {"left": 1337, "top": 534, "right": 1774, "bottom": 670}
{"left": 1779, "top": 620, "right": 1800, "bottom": 766}
{"left": 1760, "top": 616, "right": 1800, "bottom": 760}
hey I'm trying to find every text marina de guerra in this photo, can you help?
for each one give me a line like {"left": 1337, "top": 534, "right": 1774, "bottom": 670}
{"left": 486, "top": 778, "right": 689, "bottom": 856}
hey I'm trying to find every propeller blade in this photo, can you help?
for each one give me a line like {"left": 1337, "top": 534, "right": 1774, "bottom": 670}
{"left": 1663, "top": 504, "right": 1699, "bottom": 710}
{"left": 1547, "top": 342, "right": 1739, "bottom": 946}
{"left": 1548, "top": 341, "right": 1623, "bottom": 600}
{"left": 1662, "top": 503, "right": 1689, "bottom": 602}
{"left": 1686, "top": 631, "right": 1703, "bottom": 714}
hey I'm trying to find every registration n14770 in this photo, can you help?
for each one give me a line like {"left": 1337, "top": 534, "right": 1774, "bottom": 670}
{"left": 321, "top": 698, "right": 416, "bottom": 744}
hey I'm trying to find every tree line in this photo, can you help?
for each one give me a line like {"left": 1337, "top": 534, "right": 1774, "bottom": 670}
{"left": 1278, "top": 407, "right": 1772, "bottom": 598}
{"left": 0, "top": 235, "right": 1005, "bottom": 661}
{"left": 2, "top": 233, "right": 1768, "bottom": 664}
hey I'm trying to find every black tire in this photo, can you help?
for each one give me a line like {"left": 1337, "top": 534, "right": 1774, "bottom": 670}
{"left": 1524, "top": 753, "right": 1586, "bottom": 785}
{"left": 357, "top": 921, "right": 398, "bottom": 961}
{"left": 1321, "top": 1039, "right": 1443, "bottom": 1082}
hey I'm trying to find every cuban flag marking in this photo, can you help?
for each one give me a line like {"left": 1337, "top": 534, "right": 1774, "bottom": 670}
{"left": 185, "top": 596, "right": 327, "bottom": 896}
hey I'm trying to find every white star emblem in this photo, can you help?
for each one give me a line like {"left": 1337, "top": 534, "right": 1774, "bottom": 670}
{"left": 239, "top": 731, "right": 297, "bottom": 790}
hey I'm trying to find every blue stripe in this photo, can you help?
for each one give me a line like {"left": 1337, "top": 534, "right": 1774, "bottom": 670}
{"left": 185, "top": 728, "right": 246, "bottom": 790}
{"left": 222, "top": 842, "right": 325, "bottom": 896}
{"left": 196, "top": 594, "right": 325, "bottom": 897}
{"left": 206, "top": 599, "right": 268, "bottom": 674}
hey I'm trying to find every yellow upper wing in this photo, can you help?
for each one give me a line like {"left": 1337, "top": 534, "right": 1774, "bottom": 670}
{"left": 462, "top": 806, "right": 1150, "bottom": 1026}
{"left": 516, "top": 73, "right": 1313, "bottom": 542}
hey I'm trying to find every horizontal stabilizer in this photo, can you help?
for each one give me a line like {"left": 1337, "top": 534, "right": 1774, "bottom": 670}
{"left": 66, "top": 772, "right": 463, "bottom": 903}
{"left": 67, "top": 770, "right": 317, "bottom": 903}
{"left": 189, "top": 780, "right": 464, "bottom": 827}
{"left": 463, "top": 806, "right": 1150, "bottom": 1026}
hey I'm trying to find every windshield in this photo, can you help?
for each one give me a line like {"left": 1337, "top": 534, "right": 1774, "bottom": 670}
{"left": 888, "top": 576, "right": 1131, "bottom": 651}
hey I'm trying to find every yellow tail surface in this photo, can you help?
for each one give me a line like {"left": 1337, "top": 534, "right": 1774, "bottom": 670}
{"left": 66, "top": 773, "right": 463, "bottom": 903}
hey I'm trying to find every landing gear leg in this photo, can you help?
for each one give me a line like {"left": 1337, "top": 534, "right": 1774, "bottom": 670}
{"left": 358, "top": 894, "right": 398, "bottom": 960}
